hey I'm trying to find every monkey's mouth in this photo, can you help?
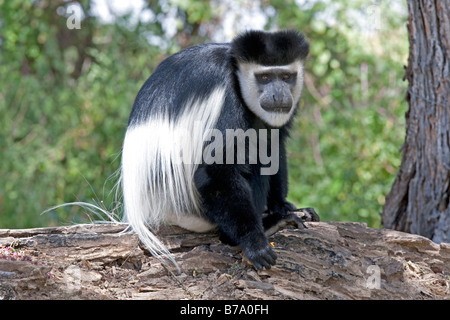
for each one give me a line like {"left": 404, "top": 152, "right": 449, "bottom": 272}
{"left": 262, "top": 105, "right": 291, "bottom": 113}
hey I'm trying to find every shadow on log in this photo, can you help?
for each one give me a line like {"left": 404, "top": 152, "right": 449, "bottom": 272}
{"left": 1, "top": 222, "right": 449, "bottom": 299}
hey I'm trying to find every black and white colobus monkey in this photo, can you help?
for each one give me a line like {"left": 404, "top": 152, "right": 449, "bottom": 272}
{"left": 121, "top": 30, "right": 318, "bottom": 270}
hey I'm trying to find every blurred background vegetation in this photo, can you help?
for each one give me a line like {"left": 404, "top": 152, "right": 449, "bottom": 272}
{"left": 0, "top": 0, "right": 408, "bottom": 229}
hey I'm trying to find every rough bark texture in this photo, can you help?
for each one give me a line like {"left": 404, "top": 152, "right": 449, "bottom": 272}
{"left": 1, "top": 222, "right": 449, "bottom": 300}
{"left": 382, "top": 0, "right": 450, "bottom": 242}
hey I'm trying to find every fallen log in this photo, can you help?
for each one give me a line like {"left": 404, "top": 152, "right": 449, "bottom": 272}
{"left": 0, "top": 222, "right": 449, "bottom": 299}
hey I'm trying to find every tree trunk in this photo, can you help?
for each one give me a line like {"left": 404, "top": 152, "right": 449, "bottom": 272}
{"left": 382, "top": 0, "right": 450, "bottom": 243}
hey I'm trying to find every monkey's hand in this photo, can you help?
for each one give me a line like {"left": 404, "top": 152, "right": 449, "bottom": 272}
{"left": 240, "top": 230, "right": 277, "bottom": 270}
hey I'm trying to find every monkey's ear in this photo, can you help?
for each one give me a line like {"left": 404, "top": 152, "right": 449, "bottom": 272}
{"left": 231, "top": 30, "right": 309, "bottom": 66}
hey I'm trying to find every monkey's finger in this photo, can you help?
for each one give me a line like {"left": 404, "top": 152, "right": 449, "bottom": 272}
{"left": 291, "top": 207, "right": 320, "bottom": 222}
{"left": 252, "top": 256, "right": 272, "bottom": 270}
{"left": 301, "top": 207, "right": 320, "bottom": 222}
{"left": 244, "top": 246, "right": 277, "bottom": 270}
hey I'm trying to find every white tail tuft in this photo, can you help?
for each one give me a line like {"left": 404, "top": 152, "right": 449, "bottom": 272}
{"left": 121, "top": 87, "right": 226, "bottom": 269}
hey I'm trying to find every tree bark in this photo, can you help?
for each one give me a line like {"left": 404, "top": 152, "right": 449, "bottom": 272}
{"left": 382, "top": 0, "right": 450, "bottom": 243}
{"left": 1, "top": 223, "right": 449, "bottom": 300}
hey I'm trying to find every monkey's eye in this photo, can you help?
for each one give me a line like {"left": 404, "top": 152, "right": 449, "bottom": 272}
{"left": 281, "top": 73, "right": 297, "bottom": 83}
{"left": 256, "top": 74, "right": 271, "bottom": 83}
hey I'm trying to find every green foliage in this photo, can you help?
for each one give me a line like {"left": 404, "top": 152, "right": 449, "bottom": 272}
{"left": 0, "top": 0, "right": 160, "bottom": 226}
{"left": 0, "top": 0, "right": 408, "bottom": 229}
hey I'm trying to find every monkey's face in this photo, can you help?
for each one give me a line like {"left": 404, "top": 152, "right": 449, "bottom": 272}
{"left": 237, "top": 60, "right": 305, "bottom": 127}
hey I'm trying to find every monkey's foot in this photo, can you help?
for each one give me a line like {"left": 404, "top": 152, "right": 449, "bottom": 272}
{"left": 263, "top": 207, "right": 320, "bottom": 237}
{"left": 291, "top": 207, "right": 320, "bottom": 222}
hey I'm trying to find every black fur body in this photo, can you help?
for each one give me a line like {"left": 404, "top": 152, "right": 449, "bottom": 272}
{"left": 123, "top": 30, "right": 314, "bottom": 270}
